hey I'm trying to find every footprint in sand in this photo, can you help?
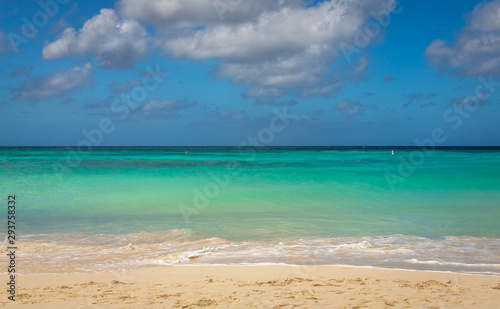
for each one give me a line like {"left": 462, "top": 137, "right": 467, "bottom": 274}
{"left": 193, "top": 298, "right": 217, "bottom": 307}
{"left": 415, "top": 280, "right": 448, "bottom": 289}
{"left": 385, "top": 300, "right": 399, "bottom": 306}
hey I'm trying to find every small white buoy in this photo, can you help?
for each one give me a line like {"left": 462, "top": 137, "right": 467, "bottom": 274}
{"left": 391, "top": 150, "right": 394, "bottom": 155}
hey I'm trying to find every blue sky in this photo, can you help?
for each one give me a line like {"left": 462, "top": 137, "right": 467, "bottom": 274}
{"left": 0, "top": 0, "right": 499, "bottom": 146}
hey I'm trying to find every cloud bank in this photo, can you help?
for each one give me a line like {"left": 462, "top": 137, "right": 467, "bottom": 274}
{"left": 42, "top": 0, "right": 395, "bottom": 100}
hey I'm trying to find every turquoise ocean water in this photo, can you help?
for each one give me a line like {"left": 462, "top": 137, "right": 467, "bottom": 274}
{"left": 1, "top": 147, "right": 499, "bottom": 274}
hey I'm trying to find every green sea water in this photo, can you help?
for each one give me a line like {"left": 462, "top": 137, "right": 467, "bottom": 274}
{"left": 1, "top": 147, "right": 500, "bottom": 274}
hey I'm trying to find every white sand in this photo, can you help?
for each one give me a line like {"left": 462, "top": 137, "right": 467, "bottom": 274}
{"left": 2, "top": 266, "right": 500, "bottom": 308}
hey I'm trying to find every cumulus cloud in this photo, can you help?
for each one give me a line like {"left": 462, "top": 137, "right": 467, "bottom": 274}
{"left": 12, "top": 63, "right": 93, "bottom": 101}
{"left": 42, "top": 9, "right": 149, "bottom": 68}
{"left": 155, "top": 0, "right": 393, "bottom": 98}
{"left": 426, "top": 0, "right": 500, "bottom": 76}
{"left": 118, "top": 0, "right": 302, "bottom": 26}
{"left": 161, "top": 1, "right": 382, "bottom": 63}
{"left": 335, "top": 99, "right": 375, "bottom": 117}
{"left": 42, "top": 0, "right": 394, "bottom": 99}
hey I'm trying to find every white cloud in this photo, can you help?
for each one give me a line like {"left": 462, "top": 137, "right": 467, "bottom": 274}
{"left": 161, "top": 1, "right": 374, "bottom": 62}
{"left": 41, "top": 0, "right": 393, "bottom": 99}
{"left": 157, "top": 0, "right": 391, "bottom": 97}
{"left": 42, "top": 9, "right": 149, "bottom": 68}
{"left": 118, "top": 0, "right": 303, "bottom": 26}
{"left": 468, "top": 1, "right": 500, "bottom": 32}
{"left": 426, "top": 0, "right": 500, "bottom": 76}
{"left": 13, "top": 63, "right": 93, "bottom": 101}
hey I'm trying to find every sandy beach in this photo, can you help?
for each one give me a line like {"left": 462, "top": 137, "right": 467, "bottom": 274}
{"left": 2, "top": 266, "right": 499, "bottom": 308}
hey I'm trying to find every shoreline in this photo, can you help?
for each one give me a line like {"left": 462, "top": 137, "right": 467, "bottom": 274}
{"left": 3, "top": 265, "right": 499, "bottom": 308}
{"left": 11, "top": 233, "right": 500, "bottom": 276}
{"left": 8, "top": 263, "right": 500, "bottom": 277}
